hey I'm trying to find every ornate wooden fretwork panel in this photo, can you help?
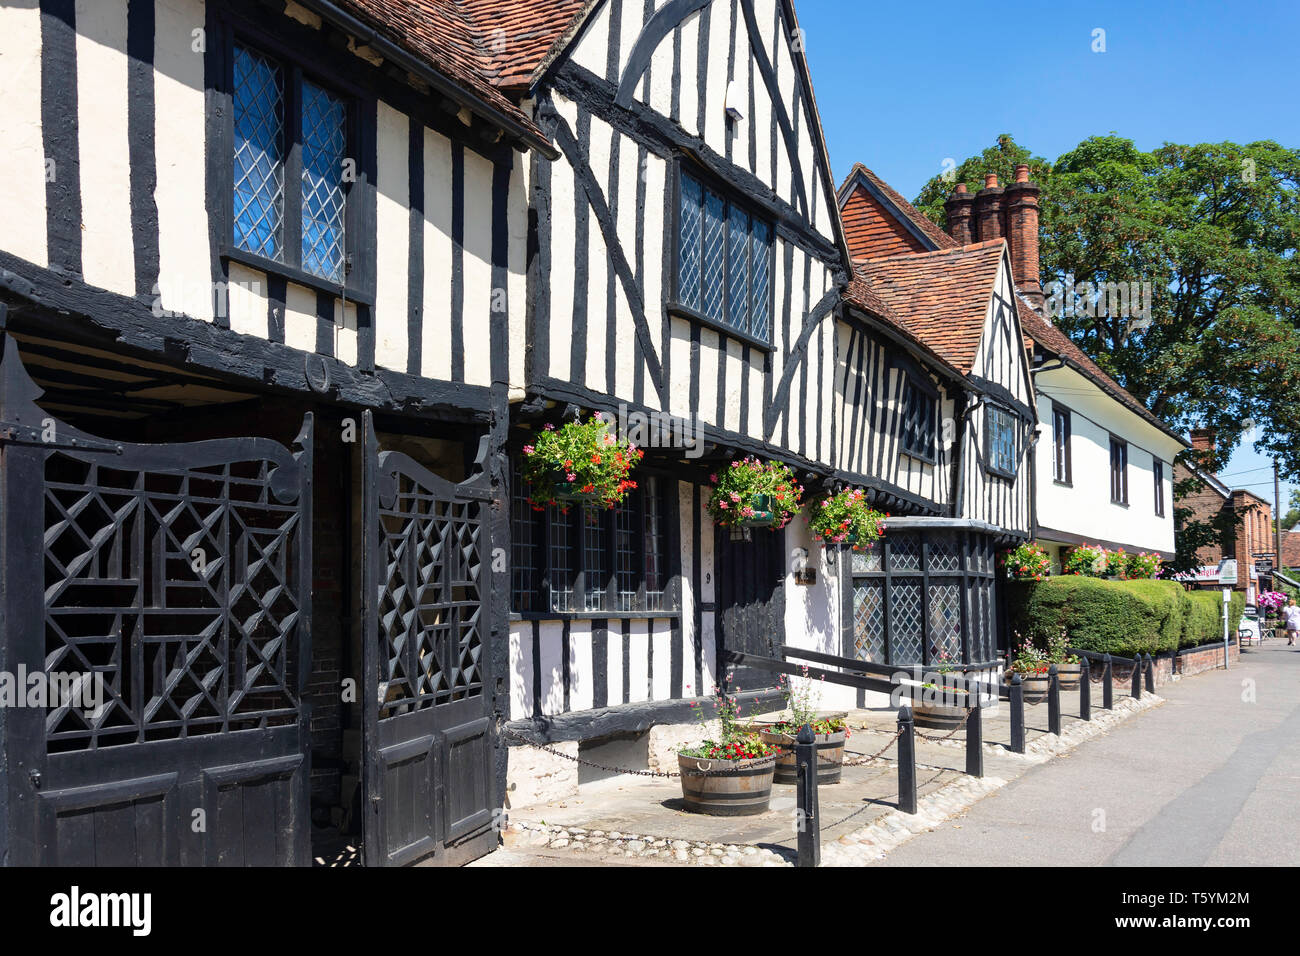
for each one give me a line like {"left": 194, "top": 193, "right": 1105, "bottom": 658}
{"left": 0, "top": 335, "right": 313, "bottom": 866}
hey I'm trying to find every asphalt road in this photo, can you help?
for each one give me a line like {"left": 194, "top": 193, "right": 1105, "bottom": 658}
{"left": 877, "top": 641, "right": 1300, "bottom": 867}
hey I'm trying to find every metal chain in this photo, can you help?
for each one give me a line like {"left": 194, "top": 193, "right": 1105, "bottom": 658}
{"left": 840, "top": 727, "right": 903, "bottom": 767}
{"left": 502, "top": 727, "right": 684, "bottom": 777}
{"left": 913, "top": 712, "right": 971, "bottom": 743}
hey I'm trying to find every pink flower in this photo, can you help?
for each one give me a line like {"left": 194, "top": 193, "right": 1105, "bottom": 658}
{"left": 543, "top": 423, "right": 555, "bottom": 430}
{"left": 522, "top": 444, "right": 534, "bottom": 455}
{"left": 566, "top": 472, "right": 577, "bottom": 481}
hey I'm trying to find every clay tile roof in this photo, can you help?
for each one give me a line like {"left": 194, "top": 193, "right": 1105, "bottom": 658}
{"left": 332, "top": 1, "right": 591, "bottom": 145}
{"left": 848, "top": 240, "right": 1007, "bottom": 374}
{"left": 333, "top": 1, "right": 534, "bottom": 132}
{"left": 1013, "top": 297, "right": 1186, "bottom": 444}
{"left": 460, "top": 0, "right": 593, "bottom": 90}
{"left": 837, "top": 163, "right": 957, "bottom": 256}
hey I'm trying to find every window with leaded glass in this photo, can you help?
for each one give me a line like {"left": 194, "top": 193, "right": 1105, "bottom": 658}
{"left": 985, "top": 405, "right": 1018, "bottom": 478}
{"left": 900, "top": 377, "right": 937, "bottom": 461}
{"left": 510, "top": 454, "right": 675, "bottom": 615}
{"left": 845, "top": 531, "right": 998, "bottom": 666}
{"left": 231, "top": 41, "right": 351, "bottom": 284}
{"left": 675, "top": 168, "right": 773, "bottom": 342}
{"left": 1154, "top": 460, "right": 1165, "bottom": 517}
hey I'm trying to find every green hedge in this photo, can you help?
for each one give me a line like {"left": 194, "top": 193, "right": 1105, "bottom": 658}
{"left": 1007, "top": 578, "right": 1240, "bottom": 658}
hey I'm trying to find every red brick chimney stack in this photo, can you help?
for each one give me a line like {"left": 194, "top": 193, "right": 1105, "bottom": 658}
{"left": 944, "top": 183, "right": 975, "bottom": 245}
{"left": 975, "top": 172, "right": 1005, "bottom": 244}
{"left": 1190, "top": 428, "right": 1217, "bottom": 457}
{"left": 1004, "top": 164, "right": 1043, "bottom": 311}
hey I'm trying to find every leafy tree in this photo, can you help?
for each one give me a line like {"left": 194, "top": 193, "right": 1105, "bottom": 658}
{"left": 1279, "top": 488, "right": 1300, "bottom": 532}
{"left": 914, "top": 134, "right": 1300, "bottom": 479}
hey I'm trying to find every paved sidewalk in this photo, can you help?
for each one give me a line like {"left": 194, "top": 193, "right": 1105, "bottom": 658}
{"left": 478, "top": 676, "right": 1162, "bottom": 866}
{"left": 875, "top": 641, "right": 1300, "bottom": 866}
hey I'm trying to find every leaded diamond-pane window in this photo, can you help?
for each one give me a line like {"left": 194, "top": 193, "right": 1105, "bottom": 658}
{"left": 676, "top": 169, "right": 773, "bottom": 342}
{"left": 845, "top": 530, "right": 999, "bottom": 666}
{"left": 230, "top": 42, "right": 351, "bottom": 285}
{"left": 233, "top": 45, "right": 285, "bottom": 261}
{"left": 301, "top": 81, "right": 347, "bottom": 282}
{"left": 986, "top": 405, "right": 1019, "bottom": 478}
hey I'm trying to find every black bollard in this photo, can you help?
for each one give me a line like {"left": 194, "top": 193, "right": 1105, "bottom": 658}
{"left": 1048, "top": 664, "right": 1061, "bottom": 736}
{"left": 1103, "top": 653, "right": 1113, "bottom": 710}
{"left": 795, "top": 723, "right": 820, "bottom": 867}
{"left": 1131, "top": 656, "right": 1142, "bottom": 699}
{"left": 1145, "top": 653, "right": 1155, "bottom": 694}
{"left": 1009, "top": 673, "right": 1025, "bottom": 755}
{"left": 1080, "top": 655, "right": 1091, "bottom": 721}
{"left": 897, "top": 706, "right": 917, "bottom": 814}
{"left": 965, "top": 680, "right": 984, "bottom": 778}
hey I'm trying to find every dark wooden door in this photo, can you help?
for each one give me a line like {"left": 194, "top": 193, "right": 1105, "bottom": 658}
{"left": 360, "top": 413, "right": 496, "bottom": 867}
{"left": 714, "top": 525, "right": 785, "bottom": 691}
{"left": 0, "top": 340, "right": 313, "bottom": 866}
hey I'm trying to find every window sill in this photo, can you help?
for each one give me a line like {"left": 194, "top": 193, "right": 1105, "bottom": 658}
{"left": 1110, "top": 500, "right": 1130, "bottom": 509}
{"left": 221, "top": 247, "right": 375, "bottom": 307}
{"left": 1053, "top": 479, "right": 1073, "bottom": 488}
{"left": 985, "top": 466, "right": 1018, "bottom": 481}
{"left": 900, "top": 448, "right": 938, "bottom": 467}
{"left": 510, "top": 610, "right": 682, "bottom": 622}
{"left": 666, "top": 302, "right": 772, "bottom": 353}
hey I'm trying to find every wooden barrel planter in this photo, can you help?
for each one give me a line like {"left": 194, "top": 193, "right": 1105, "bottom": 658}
{"left": 677, "top": 753, "right": 776, "bottom": 816}
{"left": 914, "top": 701, "right": 969, "bottom": 730}
{"left": 1017, "top": 673, "right": 1050, "bottom": 703}
{"left": 1056, "top": 662, "right": 1082, "bottom": 691}
{"left": 752, "top": 727, "right": 846, "bottom": 785}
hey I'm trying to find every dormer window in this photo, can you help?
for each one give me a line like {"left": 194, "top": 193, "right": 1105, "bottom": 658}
{"left": 900, "top": 377, "right": 937, "bottom": 461}
{"left": 985, "top": 405, "right": 1018, "bottom": 478}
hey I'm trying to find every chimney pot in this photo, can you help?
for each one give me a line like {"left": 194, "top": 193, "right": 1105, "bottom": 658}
{"left": 944, "top": 183, "right": 977, "bottom": 245}
{"left": 984, "top": 173, "right": 999, "bottom": 189}
{"left": 1003, "top": 170, "right": 1042, "bottom": 311}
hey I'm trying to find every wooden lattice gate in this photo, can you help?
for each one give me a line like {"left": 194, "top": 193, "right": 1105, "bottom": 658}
{"left": 0, "top": 338, "right": 313, "bottom": 866}
{"left": 360, "top": 412, "right": 496, "bottom": 867}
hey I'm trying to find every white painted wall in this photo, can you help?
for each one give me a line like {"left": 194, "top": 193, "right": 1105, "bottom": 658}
{"left": 1034, "top": 363, "right": 1184, "bottom": 555}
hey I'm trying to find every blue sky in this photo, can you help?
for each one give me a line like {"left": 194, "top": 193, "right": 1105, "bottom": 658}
{"left": 798, "top": 0, "right": 1300, "bottom": 526}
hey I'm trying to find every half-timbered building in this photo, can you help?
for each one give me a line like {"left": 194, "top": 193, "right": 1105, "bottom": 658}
{"left": 1, "top": 0, "right": 1051, "bottom": 866}
{"left": 0, "top": 0, "right": 550, "bottom": 867}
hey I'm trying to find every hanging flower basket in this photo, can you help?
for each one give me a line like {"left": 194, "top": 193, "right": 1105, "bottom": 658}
{"left": 705, "top": 457, "right": 803, "bottom": 529}
{"left": 521, "top": 415, "right": 643, "bottom": 509}
{"left": 807, "top": 488, "right": 886, "bottom": 550}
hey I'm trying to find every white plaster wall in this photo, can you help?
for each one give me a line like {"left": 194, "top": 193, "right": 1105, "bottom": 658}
{"left": 76, "top": 0, "right": 134, "bottom": 296}
{"left": 373, "top": 99, "right": 408, "bottom": 371}
{"left": 0, "top": 0, "right": 48, "bottom": 267}
{"left": 421, "top": 127, "right": 454, "bottom": 381}
{"left": 461, "top": 146, "right": 494, "bottom": 388}
{"left": 155, "top": 0, "right": 212, "bottom": 320}
{"left": 1035, "top": 364, "right": 1182, "bottom": 555}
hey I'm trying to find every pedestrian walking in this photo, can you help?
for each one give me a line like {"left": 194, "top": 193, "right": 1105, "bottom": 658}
{"left": 1284, "top": 598, "right": 1300, "bottom": 646}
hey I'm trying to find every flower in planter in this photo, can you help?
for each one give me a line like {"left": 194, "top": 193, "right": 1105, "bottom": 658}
{"left": 680, "top": 679, "right": 778, "bottom": 760}
{"left": 1125, "top": 551, "right": 1162, "bottom": 579}
{"left": 1002, "top": 541, "right": 1050, "bottom": 581}
{"left": 705, "top": 456, "right": 803, "bottom": 528}
{"left": 1062, "top": 543, "right": 1107, "bottom": 577}
{"left": 521, "top": 415, "right": 643, "bottom": 509}
{"left": 807, "top": 487, "right": 886, "bottom": 550}
{"left": 1006, "top": 634, "right": 1050, "bottom": 675}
